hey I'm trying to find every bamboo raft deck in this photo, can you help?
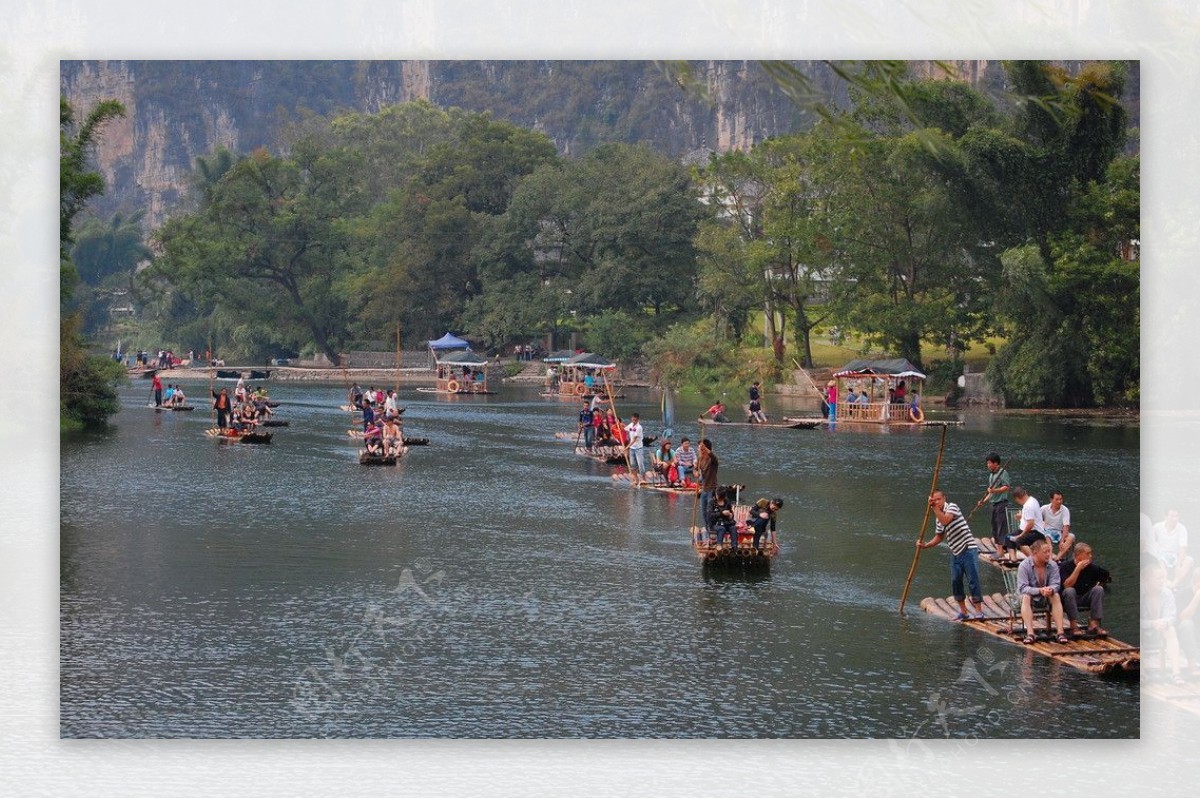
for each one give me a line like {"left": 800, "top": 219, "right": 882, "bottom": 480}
{"left": 919, "top": 591, "right": 1139, "bottom": 679}
{"left": 204, "top": 427, "right": 273, "bottom": 444}
{"left": 610, "top": 471, "right": 700, "bottom": 495}
{"left": 358, "top": 448, "right": 407, "bottom": 465}
{"left": 415, "top": 386, "right": 496, "bottom": 395}
{"left": 1143, "top": 679, "right": 1200, "bottom": 716}
{"left": 150, "top": 404, "right": 195, "bottom": 412}
{"left": 572, "top": 445, "right": 626, "bottom": 465}
{"left": 688, "top": 504, "right": 779, "bottom": 571}
{"left": 975, "top": 536, "right": 1027, "bottom": 569}
{"left": 698, "top": 417, "right": 819, "bottom": 430}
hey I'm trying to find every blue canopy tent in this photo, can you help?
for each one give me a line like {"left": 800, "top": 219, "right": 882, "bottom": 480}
{"left": 427, "top": 332, "right": 470, "bottom": 350}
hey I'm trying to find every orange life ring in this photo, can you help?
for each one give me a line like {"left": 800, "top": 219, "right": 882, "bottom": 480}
{"left": 909, "top": 405, "right": 924, "bottom": 423}
{"left": 575, "top": 383, "right": 588, "bottom": 395}
{"left": 446, "top": 379, "right": 460, "bottom": 393}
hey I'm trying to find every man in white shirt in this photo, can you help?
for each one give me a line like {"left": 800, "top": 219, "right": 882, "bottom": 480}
{"left": 1007, "top": 486, "right": 1046, "bottom": 558}
{"left": 1153, "top": 509, "right": 1194, "bottom": 591}
{"left": 383, "top": 389, "right": 399, "bottom": 420}
{"left": 624, "top": 413, "right": 646, "bottom": 486}
{"left": 1040, "top": 491, "right": 1074, "bottom": 560}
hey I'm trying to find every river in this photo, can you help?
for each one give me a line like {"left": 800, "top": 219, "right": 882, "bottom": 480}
{"left": 59, "top": 380, "right": 1139, "bottom": 738}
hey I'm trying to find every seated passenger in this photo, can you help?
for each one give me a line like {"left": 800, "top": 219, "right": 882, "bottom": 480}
{"left": 171, "top": 385, "right": 187, "bottom": 406}
{"left": 707, "top": 490, "right": 738, "bottom": 549}
{"left": 1040, "top": 491, "right": 1075, "bottom": 559}
{"left": 381, "top": 418, "right": 403, "bottom": 456}
{"left": 674, "top": 438, "right": 697, "bottom": 486}
{"left": 1143, "top": 554, "right": 1186, "bottom": 684}
{"left": 1007, "top": 486, "right": 1047, "bottom": 557}
{"left": 705, "top": 400, "right": 729, "bottom": 423}
{"left": 1017, "top": 540, "right": 1069, "bottom": 645}
{"left": 750, "top": 497, "right": 784, "bottom": 552}
{"left": 1151, "top": 509, "right": 1194, "bottom": 594}
{"left": 651, "top": 440, "right": 674, "bottom": 483}
{"left": 363, "top": 422, "right": 384, "bottom": 455}
{"left": 1058, "top": 542, "right": 1111, "bottom": 637}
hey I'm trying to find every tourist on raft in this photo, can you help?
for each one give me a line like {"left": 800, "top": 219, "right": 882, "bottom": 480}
{"left": 381, "top": 417, "right": 403, "bottom": 457}
{"left": 707, "top": 489, "right": 737, "bottom": 549}
{"left": 1040, "top": 490, "right": 1075, "bottom": 560}
{"left": 1017, "top": 540, "right": 1069, "bottom": 645}
{"left": 916, "top": 489, "right": 985, "bottom": 622}
{"left": 704, "top": 400, "right": 729, "bottom": 423}
{"left": 674, "top": 437, "right": 697, "bottom": 486}
{"left": 650, "top": 439, "right": 674, "bottom": 484}
{"left": 1008, "top": 486, "right": 1047, "bottom": 558}
{"left": 696, "top": 438, "right": 719, "bottom": 534}
{"left": 1058, "top": 542, "right": 1111, "bottom": 638}
{"left": 750, "top": 497, "right": 784, "bottom": 553}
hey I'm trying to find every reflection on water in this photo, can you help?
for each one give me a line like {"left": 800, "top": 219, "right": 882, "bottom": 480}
{"left": 60, "top": 382, "right": 1139, "bottom": 737}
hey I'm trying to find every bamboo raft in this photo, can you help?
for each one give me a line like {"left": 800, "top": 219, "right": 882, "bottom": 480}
{"left": 975, "top": 537, "right": 1026, "bottom": 569}
{"left": 698, "top": 417, "right": 819, "bottom": 430}
{"left": 573, "top": 445, "right": 626, "bottom": 465}
{"left": 919, "top": 591, "right": 1139, "bottom": 678}
{"left": 415, "top": 386, "right": 496, "bottom": 395}
{"left": 688, "top": 503, "right": 779, "bottom": 572}
{"left": 610, "top": 471, "right": 700, "bottom": 494}
{"left": 204, "top": 428, "right": 273, "bottom": 444}
{"left": 358, "top": 448, "right": 407, "bottom": 465}
{"left": 150, "top": 404, "right": 195, "bottom": 412}
{"left": 1143, "top": 679, "right": 1200, "bottom": 716}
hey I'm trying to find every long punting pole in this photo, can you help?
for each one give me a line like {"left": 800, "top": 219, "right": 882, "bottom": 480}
{"left": 691, "top": 417, "right": 707, "bottom": 535}
{"left": 965, "top": 456, "right": 1015, "bottom": 524}
{"left": 603, "top": 369, "right": 635, "bottom": 477}
{"left": 207, "top": 333, "right": 216, "bottom": 430}
{"left": 898, "top": 422, "right": 949, "bottom": 616}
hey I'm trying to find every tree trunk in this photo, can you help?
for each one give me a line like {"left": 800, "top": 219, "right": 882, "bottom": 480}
{"left": 899, "top": 329, "right": 923, "bottom": 372}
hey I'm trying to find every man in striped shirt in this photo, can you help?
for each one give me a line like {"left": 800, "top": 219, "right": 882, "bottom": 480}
{"left": 918, "top": 489, "right": 985, "bottom": 621}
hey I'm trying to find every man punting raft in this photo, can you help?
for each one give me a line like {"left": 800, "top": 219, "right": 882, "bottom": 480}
{"left": 206, "top": 386, "right": 272, "bottom": 443}
{"left": 906, "top": 441, "right": 1137, "bottom": 678}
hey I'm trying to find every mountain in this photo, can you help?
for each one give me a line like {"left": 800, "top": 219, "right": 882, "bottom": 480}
{"left": 60, "top": 60, "right": 1136, "bottom": 229}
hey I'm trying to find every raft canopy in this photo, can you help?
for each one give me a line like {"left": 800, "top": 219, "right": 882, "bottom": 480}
{"left": 543, "top": 349, "right": 576, "bottom": 363}
{"left": 565, "top": 352, "right": 616, "bottom": 370}
{"left": 436, "top": 349, "right": 489, "bottom": 367}
{"left": 427, "top": 332, "right": 471, "bottom": 350}
{"left": 832, "top": 358, "right": 927, "bottom": 380}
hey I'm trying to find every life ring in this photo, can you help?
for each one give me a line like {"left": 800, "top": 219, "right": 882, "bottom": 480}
{"left": 446, "top": 379, "right": 460, "bottom": 393}
{"left": 575, "top": 383, "right": 588, "bottom": 395}
{"left": 909, "top": 405, "right": 925, "bottom": 423}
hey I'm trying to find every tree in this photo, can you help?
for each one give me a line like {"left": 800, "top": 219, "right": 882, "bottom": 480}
{"left": 60, "top": 96, "right": 127, "bottom": 431}
{"left": 154, "top": 147, "right": 363, "bottom": 363}
{"left": 61, "top": 96, "right": 125, "bottom": 299}
{"left": 71, "top": 210, "right": 153, "bottom": 285}
{"left": 496, "top": 143, "right": 704, "bottom": 335}
{"left": 815, "top": 124, "right": 989, "bottom": 370}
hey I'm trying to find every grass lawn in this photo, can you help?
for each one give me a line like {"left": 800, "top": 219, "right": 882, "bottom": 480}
{"left": 741, "top": 311, "right": 1003, "bottom": 371}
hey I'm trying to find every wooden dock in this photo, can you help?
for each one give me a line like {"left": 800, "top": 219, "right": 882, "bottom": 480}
{"left": 920, "top": 591, "right": 1139, "bottom": 679}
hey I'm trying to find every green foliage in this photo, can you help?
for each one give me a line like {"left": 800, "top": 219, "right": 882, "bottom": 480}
{"left": 60, "top": 313, "right": 126, "bottom": 431}
{"left": 61, "top": 97, "right": 125, "bottom": 302}
{"left": 154, "top": 147, "right": 365, "bottom": 362}
{"left": 584, "top": 310, "right": 650, "bottom": 362}
{"left": 643, "top": 320, "right": 775, "bottom": 396}
{"left": 60, "top": 96, "right": 127, "bottom": 430}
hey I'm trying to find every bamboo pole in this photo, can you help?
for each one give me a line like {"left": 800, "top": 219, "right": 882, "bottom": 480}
{"left": 603, "top": 370, "right": 635, "bottom": 480}
{"left": 207, "top": 333, "right": 216, "bottom": 432}
{"left": 898, "top": 422, "right": 949, "bottom": 616}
